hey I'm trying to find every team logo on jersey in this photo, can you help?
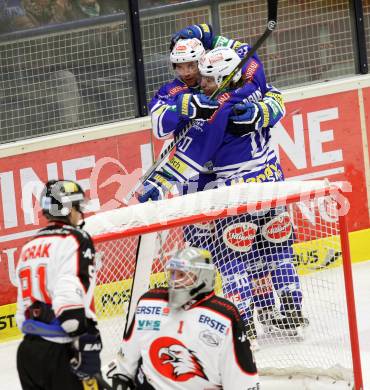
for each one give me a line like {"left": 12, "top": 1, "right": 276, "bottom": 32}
{"left": 261, "top": 212, "right": 292, "bottom": 243}
{"left": 199, "top": 330, "right": 221, "bottom": 347}
{"left": 137, "top": 320, "right": 161, "bottom": 331}
{"left": 222, "top": 222, "right": 258, "bottom": 252}
{"left": 149, "top": 336, "right": 208, "bottom": 382}
{"left": 169, "top": 85, "right": 188, "bottom": 96}
{"left": 252, "top": 275, "right": 273, "bottom": 295}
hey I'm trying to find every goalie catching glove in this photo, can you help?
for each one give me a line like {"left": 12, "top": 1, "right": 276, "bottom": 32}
{"left": 137, "top": 170, "right": 175, "bottom": 203}
{"left": 177, "top": 93, "right": 219, "bottom": 120}
{"left": 70, "top": 329, "right": 102, "bottom": 381}
{"left": 171, "top": 23, "right": 214, "bottom": 50}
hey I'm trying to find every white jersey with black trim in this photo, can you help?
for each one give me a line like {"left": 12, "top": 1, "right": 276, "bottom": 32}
{"left": 118, "top": 288, "right": 260, "bottom": 390}
{"left": 15, "top": 222, "right": 97, "bottom": 343}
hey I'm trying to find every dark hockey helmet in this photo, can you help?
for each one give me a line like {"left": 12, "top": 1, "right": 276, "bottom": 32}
{"left": 40, "top": 180, "right": 86, "bottom": 222}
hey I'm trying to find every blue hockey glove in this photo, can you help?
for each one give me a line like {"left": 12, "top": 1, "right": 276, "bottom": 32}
{"left": 138, "top": 170, "right": 175, "bottom": 203}
{"left": 171, "top": 24, "right": 214, "bottom": 49}
{"left": 70, "top": 331, "right": 102, "bottom": 380}
{"left": 228, "top": 101, "right": 264, "bottom": 136}
{"left": 177, "top": 93, "right": 218, "bottom": 120}
{"left": 231, "top": 102, "right": 262, "bottom": 125}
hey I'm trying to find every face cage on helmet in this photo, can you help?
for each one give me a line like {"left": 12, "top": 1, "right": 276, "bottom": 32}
{"left": 165, "top": 258, "right": 215, "bottom": 309}
{"left": 167, "top": 269, "right": 198, "bottom": 290}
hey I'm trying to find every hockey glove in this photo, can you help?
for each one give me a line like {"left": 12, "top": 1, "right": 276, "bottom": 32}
{"left": 171, "top": 23, "right": 214, "bottom": 49}
{"left": 228, "top": 102, "right": 264, "bottom": 136}
{"left": 137, "top": 170, "right": 175, "bottom": 203}
{"left": 177, "top": 93, "right": 218, "bottom": 120}
{"left": 70, "top": 331, "right": 102, "bottom": 380}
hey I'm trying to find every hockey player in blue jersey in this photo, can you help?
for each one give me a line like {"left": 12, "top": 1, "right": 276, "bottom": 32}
{"left": 140, "top": 45, "right": 308, "bottom": 347}
{"left": 149, "top": 23, "right": 277, "bottom": 194}
{"left": 150, "top": 23, "right": 276, "bottom": 144}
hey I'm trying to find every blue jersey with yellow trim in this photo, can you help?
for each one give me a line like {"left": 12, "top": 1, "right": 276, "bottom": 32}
{"left": 149, "top": 41, "right": 264, "bottom": 142}
{"left": 149, "top": 78, "right": 199, "bottom": 140}
{"left": 163, "top": 81, "right": 285, "bottom": 187}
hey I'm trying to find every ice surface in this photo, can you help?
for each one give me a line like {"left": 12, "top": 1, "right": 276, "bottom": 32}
{"left": 2, "top": 261, "right": 370, "bottom": 390}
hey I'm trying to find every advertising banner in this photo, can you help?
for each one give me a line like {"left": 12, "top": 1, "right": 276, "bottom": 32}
{"left": 274, "top": 89, "right": 368, "bottom": 231}
{"left": 0, "top": 86, "right": 369, "bottom": 313}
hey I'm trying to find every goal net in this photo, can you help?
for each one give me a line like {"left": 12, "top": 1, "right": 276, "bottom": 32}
{"left": 84, "top": 180, "right": 362, "bottom": 388}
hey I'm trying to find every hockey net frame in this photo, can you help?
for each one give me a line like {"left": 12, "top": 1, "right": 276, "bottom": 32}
{"left": 85, "top": 181, "right": 363, "bottom": 389}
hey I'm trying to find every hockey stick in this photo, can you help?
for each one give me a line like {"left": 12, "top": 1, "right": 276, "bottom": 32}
{"left": 124, "top": 0, "right": 278, "bottom": 204}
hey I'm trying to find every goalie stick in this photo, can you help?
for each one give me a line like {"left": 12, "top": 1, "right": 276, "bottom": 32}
{"left": 124, "top": 0, "right": 278, "bottom": 204}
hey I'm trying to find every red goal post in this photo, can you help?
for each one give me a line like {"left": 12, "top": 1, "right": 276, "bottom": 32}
{"left": 85, "top": 180, "right": 363, "bottom": 389}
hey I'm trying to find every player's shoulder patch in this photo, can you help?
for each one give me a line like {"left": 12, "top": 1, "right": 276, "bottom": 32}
{"left": 200, "top": 295, "right": 241, "bottom": 322}
{"left": 140, "top": 288, "right": 169, "bottom": 302}
{"left": 243, "top": 59, "right": 259, "bottom": 81}
{"left": 169, "top": 84, "right": 189, "bottom": 97}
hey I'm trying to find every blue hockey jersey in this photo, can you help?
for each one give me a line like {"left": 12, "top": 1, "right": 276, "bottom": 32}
{"left": 149, "top": 38, "right": 265, "bottom": 141}
{"left": 161, "top": 66, "right": 285, "bottom": 188}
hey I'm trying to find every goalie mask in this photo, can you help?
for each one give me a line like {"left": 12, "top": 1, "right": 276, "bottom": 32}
{"left": 198, "top": 47, "right": 242, "bottom": 87}
{"left": 165, "top": 247, "right": 215, "bottom": 309}
{"left": 40, "top": 180, "right": 86, "bottom": 224}
{"left": 170, "top": 38, "right": 205, "bottom": 65}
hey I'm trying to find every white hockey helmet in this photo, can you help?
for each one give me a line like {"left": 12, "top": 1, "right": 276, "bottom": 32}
{"left": 198, "top": 46, "right": 242, "bottom": 87}
{"left": 170, "top": 38, "right": 205, "bottom": 64}
{"left": 165, "top": 247, "right": 215, "bottom": 309}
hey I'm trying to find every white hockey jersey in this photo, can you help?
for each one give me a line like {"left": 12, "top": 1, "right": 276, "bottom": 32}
{"left": 15, "top": 222, "right": 97, "bottom": 343}
{"left": 118, "top": 288, "right": 260, "bottom": 390}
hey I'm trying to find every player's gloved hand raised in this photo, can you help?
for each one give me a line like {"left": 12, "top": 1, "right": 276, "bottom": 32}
{"left": 171, "top": 23, "right": 213, "bottom": 49}
{"left": 177, "top": 93, "right": 218, "bottom": 120}
{"left": 137, "top": 170, "right": 175, "bottom": 203}
{"left": 70, "top": 330, "right": 102, "bottom": 380}
{"left": 228, "top": 101, "right": 264, "bottom": 136}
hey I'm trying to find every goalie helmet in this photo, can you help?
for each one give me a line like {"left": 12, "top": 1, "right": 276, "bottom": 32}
{"left": 165, "top": 246, "right": 215, "bottom": 309}
{"left": 198, "top": 46, "right": 242, "bottom": 87}
{"left": 40, "top": 179, "right": 86, "bottom": 222}
{"left": 170, "top": 38, "right": 205, "bottom": 64}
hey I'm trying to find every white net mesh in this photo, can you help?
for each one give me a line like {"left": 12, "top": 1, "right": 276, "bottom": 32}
{"left": 85, "top": 181, "right": 355, "bottom": 382}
